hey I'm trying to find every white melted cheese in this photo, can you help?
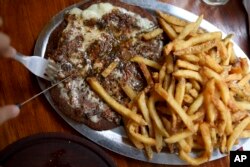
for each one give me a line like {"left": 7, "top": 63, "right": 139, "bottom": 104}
{"left": 112, "top": 69, "right": 123, "bottom": 79}
{"left": 64, "top": 3, "right": 155, "bottom": 52}
{"left": 81, "top": 3, "right": 114, "bottom": 20}
{"left": 63, "top": 20, "right": 103, "bottom": 51}
{"left": 69, "top": 7, "right": 82, "bottom": 16}
{"left": 90, "top": 115, "right": 100, "bottom": 123}
{"left": 69, "top": 79, "right": 84, "bottom": 108}
{"left": 79, "top": 3, "right": 153, "bottom": 29}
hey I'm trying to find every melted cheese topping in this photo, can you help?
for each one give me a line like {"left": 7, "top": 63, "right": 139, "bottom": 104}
{"left": 64, "top": 3, "right": 154, "bottom": 53}
{"left": 81, "top": 3, "right": 114, "bottom": 20}
{"left": 59, "top": 2, "right": 156, "bottom": 124}
{"left": 70, "top": 3, "right": 153, "bottom": 28}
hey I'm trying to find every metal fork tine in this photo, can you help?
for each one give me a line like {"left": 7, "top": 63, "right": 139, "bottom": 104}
{"left": 48, "top": 59, "right": 58, "bottom": 67}
{"left": 11, "top": 53, "right": 59, "bottom": 81}
{"left": 47, "top": 62, "right": 59, "bottom": 72}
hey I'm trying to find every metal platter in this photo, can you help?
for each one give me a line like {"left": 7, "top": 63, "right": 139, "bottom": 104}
{"left": 34, "top": 0, "right": 250, "bottom": 165}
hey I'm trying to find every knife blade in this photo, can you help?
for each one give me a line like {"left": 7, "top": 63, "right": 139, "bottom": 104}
{"left": 17, "top": 75, "right": 72, "bottom": 108}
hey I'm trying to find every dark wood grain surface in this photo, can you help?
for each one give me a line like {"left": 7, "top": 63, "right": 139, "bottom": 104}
{"left": 0, "top": 0, "right": 249, "bottom": 166}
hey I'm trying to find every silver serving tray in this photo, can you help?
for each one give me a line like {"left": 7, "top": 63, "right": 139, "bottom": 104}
{"left": 34, "top": 0, "right": 249, "bottom": 165}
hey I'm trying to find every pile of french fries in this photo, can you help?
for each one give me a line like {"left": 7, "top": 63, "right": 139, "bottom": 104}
{"left": 87, "top": 10, "right": 250, "bottom": 165}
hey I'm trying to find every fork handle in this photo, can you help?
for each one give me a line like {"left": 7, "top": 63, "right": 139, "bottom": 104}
{"left": 12, "top": 52, "right": 32, "bottom": 68}
{"left": 12, "top": 52, "right": 27, "bottom": 64}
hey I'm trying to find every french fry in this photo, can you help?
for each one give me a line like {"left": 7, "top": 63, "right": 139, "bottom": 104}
{"left": 154, "top": 123, "right": 163, "bottom": 153}
{"left": 171, "top": 111, "right": 178, "bottom": 131}
{"left": 159, "top": 62, "right": 167, "bottom": 84}
{"left": 165, "top": 54, "right": 174, "bottom": 73}
{"left": 174, "top": 39, "right": 217, "bottom": 55}
{"left": 223, "top": 42, "right": 233, "bottom": 65}
{"left": 217, "top": 41, "right": 228, "bottom": 61}
{"left": 227, "top": 117, "right": 250, "bottom": 151}
{"left": 125, "top": 119, "right": 144, "bottom": 149}
{"left": 210, "top": 128, "right": 217, "bottom": 145}
{"left": 128, "top": 123, "right": 156, "bottom": 145}
{"left": 184, "top": 94, "right": 194, "bottom": 104}
{"left": 172, "top": 25, "right": 184, "bottom": 33}
{"left": 179, "top": 151, "right": 209, "bottom": 166}
{"left": 212, "top": 97, "right": 228, "bottom": 135}
{"left": 186, "top": 136, "right": 193, "bottom": 152}
{"left": 138, "top": 92, "right": 153, "bottom": 136}
{"left": 174, "top": 32, "right": 222, "bottom": 51}
{"left": 178, "top": 139, "right": 191, "bottom": 153}
{"left": 158, "top": 18, "right": 177, "bottom": 40}
{"left": 190, "top": 108, "right": 205, "bottom": 121}
{"left": 240, "top": 130, "right": 250, "bottom": 138}
{"left": 203, "top": 66, "right": 222, "bottom": 81}
{"left": 200, "top": 54, "right": 224, "bottom": 73}
{"left": 152, "top": 72, "right": 159, "bottom": 82}
{"left": 200, "top": 123, "right": 213, "bottom": 158}
{"left": 87, "top": 77, "right": 147, "bottom": 125}
{"left": 238, "top": 73, "right": 250, "bottom": 87}
{"left": 189, "top": 88, "right": 199, "bottom": 98}
{"left": 173, "top": 70, "right": 203, "bottom": 82}
{"left": 176, "top": 59, "right": 200, "bottom": 71}
{"left": 235, "top": 101, "right": 250, "bottom": 111}
{"left": 185, "top": 82, "right": 193, "bottom": 93}
{"left": 177, "top": 54, "right": 200, "bottom": 63}
{"left": 175, "top": 78, "right": 186, "bottom": 105}
{"left": 220, "top": 134, "right": 227, "bottom": 153}
{"left": 191, "top": 80, "right": 201, "bottom": 91}
{"left": 176, "top": 15, "right": 203, "bottom": 40}
{"left": 163, "top": 74, "right": 171, "bottom": 90}
{"left": 164, "top": 42, "right": 174, "bottom": 56}
{"left": 204, "top": 79, "right": 216, "bottom": 124}
{"left": 225, "top": 73, "right": 242, "bottom": 82}
{"left": 121, "top": 83, "right": 137, "bottom": 100}
{"left": 162, "top": 117, "right": 172, "bottom": 132}
{"left": 101, "top": 62, "right": 118, "bottom": 77}
{"left": 229, "top": 43, "right": 237, "bottom": 64}
{"left": 232, "top": 110, "right": 248, "bottom": 123}
{"left": 225, "top": 108, "right": 233, "bottom": 135}
{"left": 192, "top": 15, "right": 203, "bottom": 33}
{"left": 240, "top": 58, "right": 249, "bottom": 76}
{"left": 187, "top": 94, "right": 204, "bottom": 115}
{"left": 215, "top": 80, "right": 230, "bottom": 105}
{"left": 148, "top": 93, "right": 169, "bottom": 137}
{"left": 155, "top": 84, "right": 195, "bottom": 132}
{"left": 138, "top": 62, "right": 154, "bottom": 88}
{"left": 220, "top": 65, "right": 231, "bottom": 79}
{"left": 222, "top": 34, "right": 234, "bottom": 45}
{"left": 167, "top": 77, "right": 176, "bottom": 96}
{"left": 142, "top": 28, "right": 163, "bottom": 40}
{"left": 131, "top": 56, "right": 161, "bottom": 70}
{"left": 165, "top": 125, "right": 198, "bottom": 143}
{"left": 141, "top": 126, "right": 154, "bottom": 159}
{"left": 156, "top": 10, "right": 187, "bottom": 26}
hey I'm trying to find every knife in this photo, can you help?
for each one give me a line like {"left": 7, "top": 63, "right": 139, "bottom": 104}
{"left": 16, "top": 75, "right": 72, "bottom": 108}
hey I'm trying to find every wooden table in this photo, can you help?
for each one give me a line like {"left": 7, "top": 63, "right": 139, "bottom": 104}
{"left": 0, "top": 0, "right": 249, "bottom": 166}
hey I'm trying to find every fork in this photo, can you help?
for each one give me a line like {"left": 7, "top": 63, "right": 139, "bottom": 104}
{"left": 11, "top": 52, "right": 59, "bottom": 81}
